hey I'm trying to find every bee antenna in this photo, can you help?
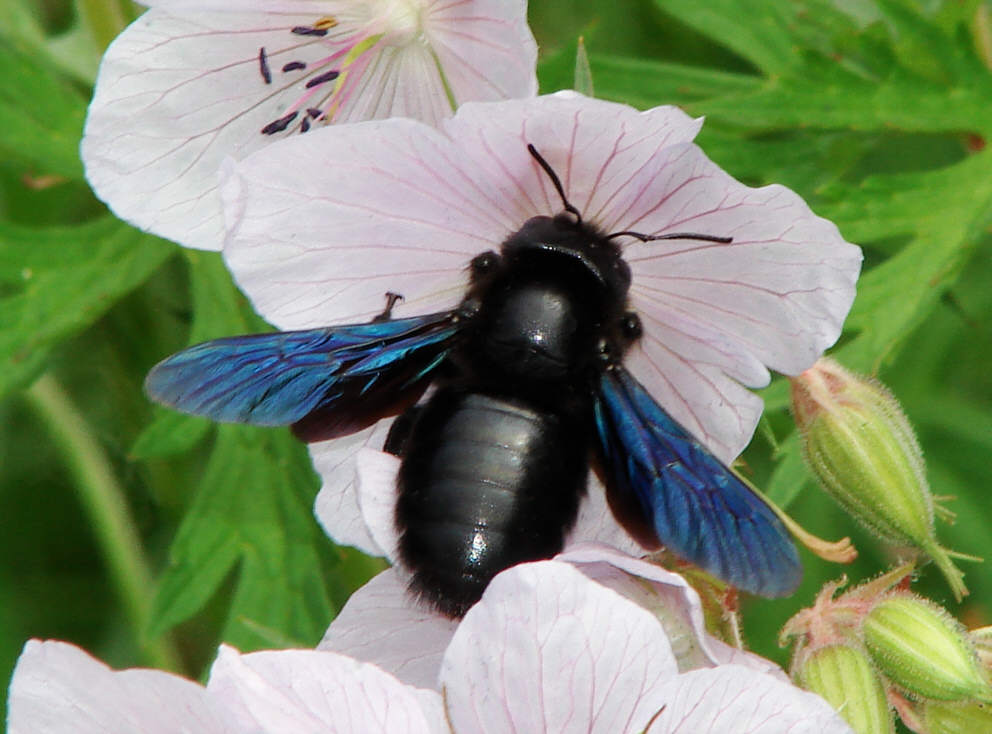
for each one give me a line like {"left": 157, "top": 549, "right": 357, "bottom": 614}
{"left": 606, "top": 230, "right": 733, "bottom": 244}
{"left": 527, "top": 143, "right": 582, "bottom": 225}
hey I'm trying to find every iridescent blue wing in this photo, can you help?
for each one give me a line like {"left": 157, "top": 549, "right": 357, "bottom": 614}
{"left": 145, "top": 311, "right": 460, "bottom": 429}
{"left": 594, "top": 366, "right": 801, "bottom": 597}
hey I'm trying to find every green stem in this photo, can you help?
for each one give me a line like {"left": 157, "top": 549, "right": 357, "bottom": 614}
{"left": 25, "top": 373, "right": 182, "bottom": 673}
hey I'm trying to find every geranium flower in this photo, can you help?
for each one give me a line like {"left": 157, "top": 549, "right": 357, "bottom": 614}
{"left": 81, "top": 0, "right": 536, "bottom": 250}
{"left": 218, "top": 91, "right": 862, "bottom": 558}
{"left": 8, "top": 551, "right": 852, "bottom": 733}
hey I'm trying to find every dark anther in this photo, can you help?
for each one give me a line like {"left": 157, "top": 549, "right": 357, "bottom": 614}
{"left": 258, "top": 47, "right": 271, "bottom": 84}
{"left": 261, "top": 111, "right": 299, "bottom": 135}
{"left": 526, "top": 143, "right": 582, "bottom": 225}
{"left": 306, "top": 69, "right": 340, "bottom": 88}
{"left": 282, "top": 61, "right": 307, "bottom": 72}
{"left": 307, "top": 107, "right": 323, "bottom": 119}
{"left": 470, "top": 251, "right": 500, "bottom": 275}
{"left": 606, "top": 230, "right": 733, "bottom": 244}
{"left": 291, "top": 26, "right": 329, "bottom": 37}
{"left": 620, "top": 312, "right": 642, "bottom": 341}
{"left": 301, "top": 117, "right": 311, "bottom": 134}
{"left": 373, "top": 292, "right": 404, "bottom": 322}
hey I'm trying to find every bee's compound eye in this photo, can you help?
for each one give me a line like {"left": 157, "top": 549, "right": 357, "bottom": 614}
{"left": 621, "top": 312, "right": 642, "bottom": 341}
{"left": 470, "top": 251, "right": 500, "bottom": 276}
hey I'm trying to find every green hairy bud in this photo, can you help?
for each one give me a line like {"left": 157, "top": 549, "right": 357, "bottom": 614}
{"left": 922, "top": 700, "right": 992, "bottom": 734}
{"left": 797, "top": 643, "right": 893, "bottom": 734}
{"left": 790, "top": 358, "right": 971, "bottom": 600}
{"left": 862, "top": 597, "right": 991, "bottom": 703}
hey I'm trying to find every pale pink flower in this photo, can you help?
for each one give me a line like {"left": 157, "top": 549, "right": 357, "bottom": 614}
{"left": 82, "top": 0, "right": 536, "bottom": 250}
{"left": 8, "top": 552, "right": 852, "bottom": 733}
{"left": 219, "top": 91, "right": 861, "bottom": 557}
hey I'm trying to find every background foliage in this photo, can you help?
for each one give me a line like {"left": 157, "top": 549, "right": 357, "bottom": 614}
{"left": 2, "top": 0, "right": 990, "bottom": 724}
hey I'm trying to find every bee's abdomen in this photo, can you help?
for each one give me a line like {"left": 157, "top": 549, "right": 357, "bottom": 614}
{"left": 395, "top": 389, "right": 587, "bottom": 617}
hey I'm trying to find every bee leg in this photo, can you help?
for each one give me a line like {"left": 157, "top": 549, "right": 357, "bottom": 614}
{"left": 384, "top": 404, "right": 423, "bottom": 457}
{"left": 372, "top": 291, "right": 404, "bottom": 322}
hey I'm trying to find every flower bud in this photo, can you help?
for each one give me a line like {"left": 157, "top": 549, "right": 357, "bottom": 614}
{"left": 790, "top": 358, "right": 968, "bottom": 599}
{"left": 862, "top": 597, "right": 991, "bottom": 702}
{"left": 922, "top": 700, "right": 992, "bottom": 734}
{"left": 797, "top": 643, "right": 893, "bottom": 734}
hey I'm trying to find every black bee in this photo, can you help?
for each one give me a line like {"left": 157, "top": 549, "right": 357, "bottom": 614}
{"left": 146, "top": 145, "right": 800, "bottom": 616}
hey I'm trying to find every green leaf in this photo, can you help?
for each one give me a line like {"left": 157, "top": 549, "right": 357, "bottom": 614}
{"left": 130, "top": 409, "right": 212, "bottom": 459}
{"left": 651, "top": 0, "right": 805, "bottom": 74}
{"left": 765, "top": 432, "right": 815, "bottom": 508}
{"left": 148, "top": 424, "right": 334, "bottom": 648}
{"left": 589, "top": 54, "right": 759, "bottom": 107}
{"left": 0, "top": 39, "right": 88, "bottom": 179}
{"left": 681, "top": 5, "right": 992, "bottom": 136}
{"left": 0, "top": 218, "right": 172, "bottom": 399}
{"left": 825, "top": 151, "right": 992, "bottom": 372}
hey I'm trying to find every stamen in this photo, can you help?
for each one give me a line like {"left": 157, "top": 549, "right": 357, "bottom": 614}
{"left": 258, "top": 47, "right": 271, "bottom": 84}
{"left": 291, "top": 26, "right": 330, "bottom": 37}
{"left": 307, "top": 107, "right": 323, "bottom": 119}
{"left": 282, "top": 61, "right": 307, "bottom": 73}
{"left": 301, "top": 118, "right": 311, "bottom": 133}
{"left": 306, "top": 69, "right": 340, "bottom": 88}
{"left": 313, "top": 16, "right": 339, "bottom": 30}
{"left": 261, "top": 111, "right": 299, "bottom": 135}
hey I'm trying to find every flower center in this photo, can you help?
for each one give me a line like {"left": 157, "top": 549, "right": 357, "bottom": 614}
{"left": 256, "top": 1, "right": 427, "bottom": 137}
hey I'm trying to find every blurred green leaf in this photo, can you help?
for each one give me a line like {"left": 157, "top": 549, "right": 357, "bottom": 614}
{"left": 651, "top": 0, "right": 806, "bottom": 74}
{"left": 766, "top": 432, "right": 816, "bottom": 508}
{"left": 148, "top": 423, "right": 333, "bottom": 648}
{"left": 130, "top": 409, "right": 212, "bottom": 459}
{"left": 145, "top": 254, "right": 336, "bottom": 648}
{"left": 0, "top": 217, "right": 172, "bottom": 399}
{"left": 0, "top": 39, "right": 88, "bottom": 179}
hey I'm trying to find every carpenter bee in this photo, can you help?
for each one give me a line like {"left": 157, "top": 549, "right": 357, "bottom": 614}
{"left": 146, "top": 145, "right": 801, "bottom": 617}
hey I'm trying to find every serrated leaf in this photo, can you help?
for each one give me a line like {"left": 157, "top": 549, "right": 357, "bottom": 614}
{"left": 674, "top": 3, "right": 992, "bottom": 136}
{"left": 148, "top": 424, "right": 333, "bottom": 648}
{"left": 0, "top": 39, "right": 88, "bottom": 179}
{"left": 589, "top": 54, "right": 759, "bottom": 107}
{"left": 0, "top": 218, "right": 172, "bottom": 399}
{"left": 825, "top": 151, "right": 992, "bottom": 371}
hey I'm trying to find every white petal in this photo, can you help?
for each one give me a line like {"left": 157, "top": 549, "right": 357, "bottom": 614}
{"left": 222, "top": 118, "right": 497, "bottom": 328}
{"left": 705, "top": 639, "right": 790, "bottom": 680}
{"left": 311, "top": 419, "right": 392, "bottom": 555}
{"left": 441, "top": 561, "right": 678, "bottom": 734}
{"left": 83, "top": 8, "right": 360, "bottom": 250}
{"left": 319, "top": 568, "right": 458, "bottom": 690}
{"left": 355, "top": 447, "right": 402, "bottom": 562}
{"left": 83, "top": 1, "right": 537, "bottom": 250}
{"left": 441, "top": 92, "right": 703, "bottom": 224}
{"left": 645, "top": 665, "right": 853, "bottom": 734}
{"left": 618, "top": 143, "right": 862, "bottom": 461}
{"left": 425, "top": 0, "right": 537, "bottom": 104}
{"left": 557, "top": 544, "right": 716, "bottom": 671}
{"left": 208, "top": 645, "right": 445, "bottom": 733}
{"left": 7, "top": 640, "right": 232, "bottom": 734}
